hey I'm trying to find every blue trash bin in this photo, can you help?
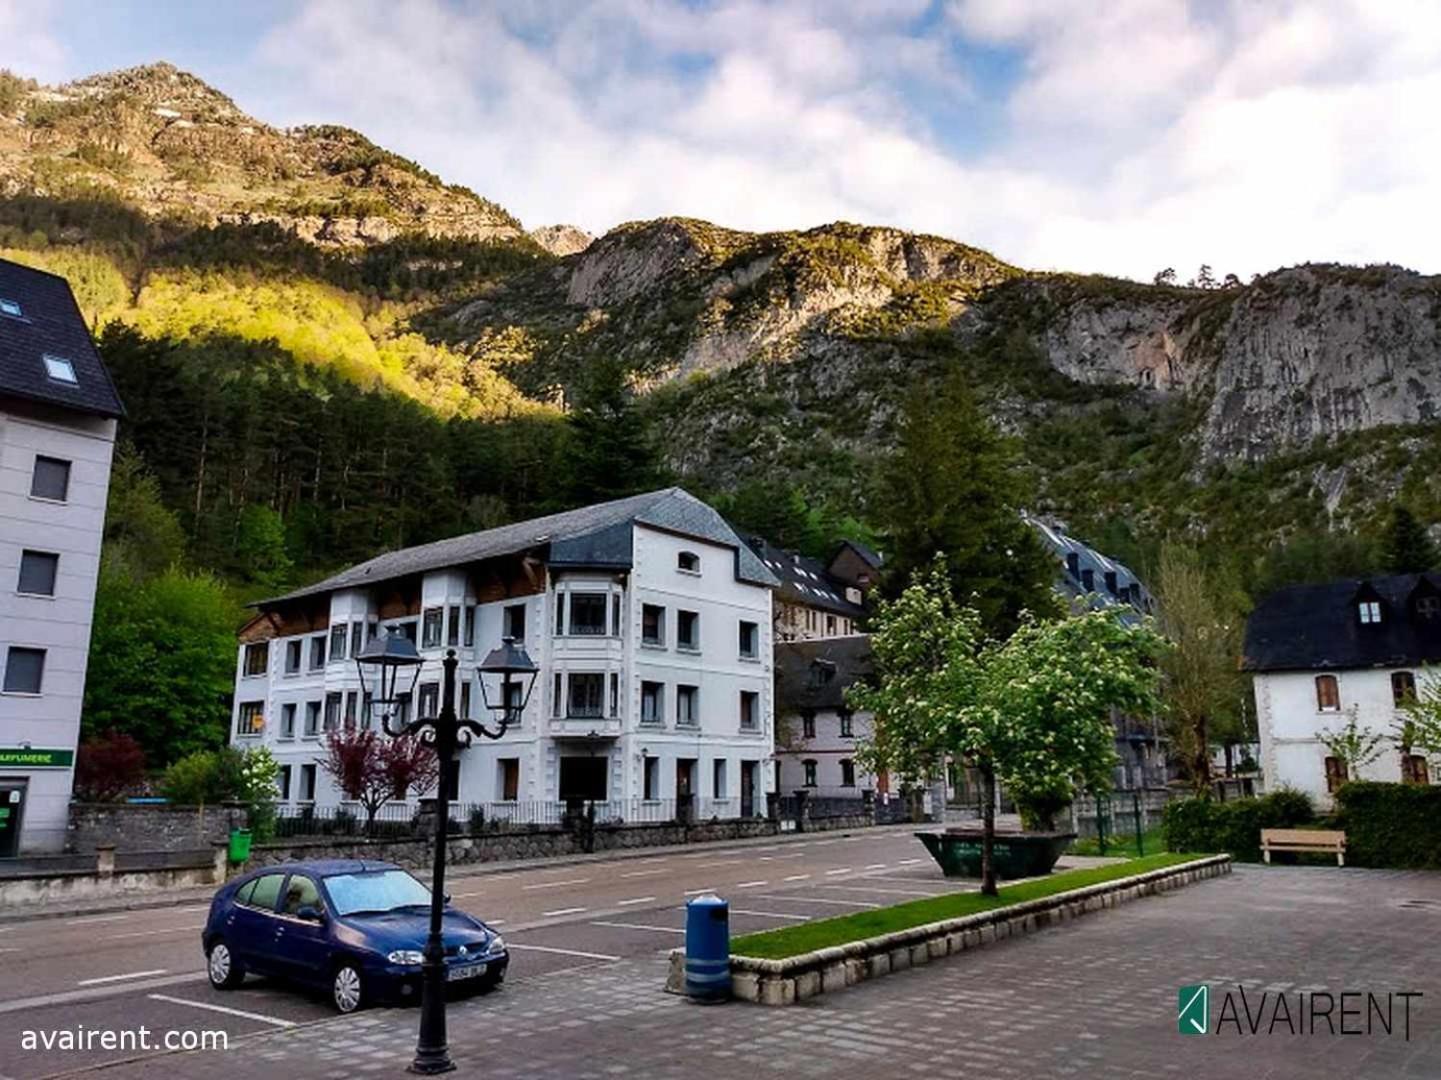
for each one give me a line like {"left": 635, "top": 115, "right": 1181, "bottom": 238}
{"left": 684, "top": 893, "right": 731, "bottom": 1002}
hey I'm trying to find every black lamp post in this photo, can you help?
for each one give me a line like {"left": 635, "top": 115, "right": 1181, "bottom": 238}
{"left": 356, "top": 630, "right": 538, "bottom": 1075}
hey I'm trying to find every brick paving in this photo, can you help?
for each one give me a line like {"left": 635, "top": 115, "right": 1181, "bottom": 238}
{"left": 83, "top": 865, "right": 1441, "bottom": 1080}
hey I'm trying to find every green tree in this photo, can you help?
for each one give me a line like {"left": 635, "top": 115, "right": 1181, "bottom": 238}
{"left": 559, "top": 359, "right": 669, "bottom": 506}
{"left": 851, "top": 561, "right": 1164, "bottom": 895}
{"left": 1317, "top": 709, "right": 1386, "bottom": 782}
{"left": 870, "top": 373, "right": 1057, "bottom": 638}
{"left": 1382, "top": 506, "right": 1439, "bottom": 574}
{"left": 83, "top": 566, "right": 241, "bottom": 766}
{"left": 233, "top": 504, "right": 293, "bottom": 589}
{"left": 1252, "top": 530, "right": 1380, "bottom": 595}
{"left": 103, "top": 444, "right": 187, "bottom": 578}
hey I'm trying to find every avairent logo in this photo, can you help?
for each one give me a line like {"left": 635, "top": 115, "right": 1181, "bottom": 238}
{"left": 1178, "top": 984, "right": 1210, "bottom": 1035}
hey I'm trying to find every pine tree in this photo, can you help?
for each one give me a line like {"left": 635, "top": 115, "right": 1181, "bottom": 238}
{"left": 559, "top": 360, "right": 669, "bottom": 507}
{"left": 1382, "top": 506, "right": 1440, "bottom": 574}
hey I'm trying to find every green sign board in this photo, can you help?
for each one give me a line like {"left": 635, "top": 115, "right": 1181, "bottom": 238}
{"left": 0, "top": 747, "right": 74, "bottom": 768}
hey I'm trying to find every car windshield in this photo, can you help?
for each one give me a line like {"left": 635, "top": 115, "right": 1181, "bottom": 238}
{"left": 324, "top": 870, "right": 432, "bottom": 916}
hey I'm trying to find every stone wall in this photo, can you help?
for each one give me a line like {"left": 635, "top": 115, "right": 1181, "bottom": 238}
{"left": 69, "top": 803, "right": 249, "bottom": 853}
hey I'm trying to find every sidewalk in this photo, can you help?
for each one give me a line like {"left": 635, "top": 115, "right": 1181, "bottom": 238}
{"left": 0, "top": 822, "right": 923, "bottom": 923}
{"left": 62, "top": 865, "right": 1441, "bottom": 1080}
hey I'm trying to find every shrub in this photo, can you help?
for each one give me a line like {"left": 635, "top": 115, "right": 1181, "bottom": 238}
{"left": 1162, "top": 789, "right": 1315, "bottom": 861}
{"left": 1335, "top": 781, "right": 1441, "bottom": 869}
{"left": 73, "top": 731, "right": 148, "bottom": 802}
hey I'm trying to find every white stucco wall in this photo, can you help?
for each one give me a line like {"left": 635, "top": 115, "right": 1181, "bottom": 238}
{"left": 775, "top": 706, "right": 876, "bottom": 796}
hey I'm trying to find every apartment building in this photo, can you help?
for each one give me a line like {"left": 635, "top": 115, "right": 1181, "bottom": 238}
{"left": 744, "top": 536, "right": 875, "bottom": 642}
{"left": 0, "top": 259, "right": 123, "bottom": 855}
{"left": 231, "top": 488, "right": 779, "bottom": 818}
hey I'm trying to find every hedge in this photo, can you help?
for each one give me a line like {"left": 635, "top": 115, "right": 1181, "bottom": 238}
{"left": 1161, "top": 790, "right": 1314, "bottom": 862}
{"left": 1335, "top": 782, "right": 1441, "bottom": 869}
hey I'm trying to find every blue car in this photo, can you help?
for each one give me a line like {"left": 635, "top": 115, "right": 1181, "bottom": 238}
{"left": 202, "top": 859, "right": 508, "bottom": 1013}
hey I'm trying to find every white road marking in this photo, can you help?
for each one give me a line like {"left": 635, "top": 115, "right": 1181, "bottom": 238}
{"left": 682, "top": 886, "right": 717, "bottom": 896}
{"left": 77, "top": 969, "right": 168, "bottom": 986}
{"left": 735, "top": 880, "right": 768, "bottom": 889}
{"left": 106, "top": 923, "right": 206, "bottom": 940}
{"left": 812, "top": 840, "right": 837, "bottom": 846}
{"left": 620, "top": 869, "right": 666, "bottom": 879}
{"left": 506, "top": 943, "right": 620, "bottom": 961}
{"left": 590, "top": 921, "right": 684, "bottom": 934}
{"left": 820, "top": 885, "right": 941, "bottom": 897}
{"left": 522, "top": 878, "right": 591, "bottom": 891}
{"left": 541, "top": 907, "right": 587, "bottom": 918}
{"left": 617, "top": 896, "right": 656, "bottom": 906}
{"left": 147, "top": 993, "right": 296, "bottom": 1028}
{"left": 898, "top": 858, "right": 924, "bottom": 865}
{"left": 697, "top": 860, "right": 741, "bottom": 868}
{"left": 452, "top": 891, "right": 485, "bottom": 899}
{"left": 0, "top": 973, "right": 207, "bottom": 1016}
{"left": 68, "top": 915, "right": 130, "bottom": 926}
{"left": 824, "top": 868, "right": 853, "bottom": 876}
{"left": 863, "top": 863, "right": 888, "bottom": 870}
{"left": 783, "top": 874, "right": 811, "bottom": 882}
{"left": 488, "top": 920, "right": 506, "bottom": 926}
{"left": 752, "top": 895, "right": 881, "bottom": 908}
{"left": 729, "top": 910, "right": 811, "bottom": 921}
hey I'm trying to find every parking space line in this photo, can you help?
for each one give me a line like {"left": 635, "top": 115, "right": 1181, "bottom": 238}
{"left": 591, "top": 921, "right": 683, "bottom": 934}
{"left": 77, "top": 969, "right": 168, "bottom": 986}
{"left": 730, "top": 910, "right": 810, "bottom": 921}
{"left": 863, "top": 863, "right": 888, "bottom": 870}
{"left": 783, "top": 873, "right": 810, "bottom": 882}
{"left": 620, "top": 869, "right": 666, "bottom": 879}
{"left": 752, "top": 895, "right": 880, "bottom": 908}
{"left": 819, "top": 885, "right": 941, "bottom": 897}
{"left": 617, "top": 896, "right": 656, "bottom": 906}
{"left": 697, "top": 859, "right": 742, "bottom": 868}
{"left": 541, "top": 907, "right": 587, "bottom": 918}
{"left": 523, "top": 878, "right": 591, "bottom": 891}
{"left": 683, "top": 886, "right": 717, "bottom": 895}
{"left": 148, "top": 993, "right": 296, "bottom": 1028}
{"left": 735, "top": 880, "right": 768, "bottom": 888}
{"left": 824, "top": 868, "right": 853, "bottom": 876}
{"left": 106, "top": 923, "right": 206, "bottom": 940}
{"left": 488, "top": 920, "right": 506, "bottom": 926}
{"left": 898, "top": 858, "right": 924, "bottom": 865}
{"left": 758, "top": 853, "right": 806, "bottom": 861}
{"left": 506, "top": 944, "right": 620, "bottom": 961}
{"left": 68, "top": 915, "right": 130, "bottom": 926}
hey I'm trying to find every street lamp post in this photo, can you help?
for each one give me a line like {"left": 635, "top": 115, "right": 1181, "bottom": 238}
{"left": 356, "top": 631, "right": 538, "bottom": 1075}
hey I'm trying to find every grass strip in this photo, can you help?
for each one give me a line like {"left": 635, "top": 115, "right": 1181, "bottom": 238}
{"left": 730, "top": 852, "right": 1212, "bottom": 960}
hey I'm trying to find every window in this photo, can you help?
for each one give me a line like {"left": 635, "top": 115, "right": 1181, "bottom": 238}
{"left": 329, "top": 624, "right": 347, "bottom": 663}
{"left": 612, "top": 594, "right": 622, "bottom": 636}
{"left": 555, "top": 595, "right": 566, "bottom": 636}
{"left": 1324, "top": 755, "right": 1346, "bottom": 794}
{"left": 395, "top": 620, "right": 418, "bottom": 643}
{"left": 642, "top": 604, "right": 665, "bottom": 646}
{"left": 309, "top": 635, "right": 326, "bottom": 671}
{"left": 677, "top": 551, "right": 700, "bottom": 573}
{"left": 1315, "top": 675, "right": 1340, "bottom": 712}
{"left": 285, "top": 640, "right": 302, "bottom": 674}
{"left": 247, "top": 873, "right": 286, "bottom": 911}
{"left": 43, "top": 354, "right": 77, "bottom": 384}
{"left": 502, "top": 603, "right": 523, "bottom": 642}
{"left": 17, "top": 550, "right": 59, "bottom": 596}
{"left": 505, "top": 679, "right": 524, "bottom": 718}
{"left": 351, "top": 622, "right": 364, "bottom": 659}
{"left": 280, "top": 703, "right": 297, "bottom": 739}
{"left": 240, "top": 642, "right": 267, "bottom": 677}
{"left": 0, "top": 298, "right": 21, "bottom": 317}
{"left": 3, "top": 647, "right": 45, "bottom": 694}
{"left": 277, "top": 765, "right": 292, "bottom": 801}
{"left": 1403, "top": 755, "right": 1431, "bottom": 785}
{"left": 840, "top": 759, "right": 856, "bottom": 787}
{"left": 345, "top": 691, "right": 358, "bottom": 724}
{"left": 826, "top": 614, "right": 837, "bottom": 636}
{"left": 1358, "top": 600, "right": 1383, "bottom": 625}
{"left": 324, "top": 692, "right": 342, "bottom": 732}
{"left": 802, "top": 710, "right": 816, "bottom": 739}
{"left": 464, "top": 606, "right": 478, "bottom": 647}
{"left": 609, "top": 672, "right": 619, "bottom": 717}
{"left": 447, "top": 605, "right": 461, "bottom": 648}
{"left": 677, "top": 610, "right": 700, "bottom": 651}
{"left": 738, "top": 620, "right": 759, "bottom": 659}
{"left": 1418, "top": 596, "right": 1441, "bottom": 620}
{"left": 30, "top": 456, "right": 71, "bottom": 501}
{"left": 304, "top": 700, "right": 321, "bottom": 737}
{"left": 299, "top": 765, "right": 317, "bottom": 802}
{"left": 569, "top": 593, "right": 608, "bottom": 635}
{"left": 676, "top": 684, "right": 699, "bottom": 726}
{"left": 552, "top": 672, "right": 563, "bottom": 716}
{"left": 641, "top": 681, "right": 663, "bottom": 725}
{"left": 740, "top": 690, "right": 759, "bottom": 731}
{"left": 803, "top": 760, "right": 818, "bottom": 787}
{"left": 1081, "top": 568, "right": 1095, "bottom": 591}
{"left": 1392, "top": 671, "right": 1417, "bottom": 707}
{"left": 422, "top": 607, "right": 443, "bottom": 649}
{"left": 361, "top": 692, "right": 373, "bottom": 730}
{"left": 500, "top": 758, "right": 520, "bottom": 801}
{"left": 713, "top": 759, "right": 727, "bottom": 798}
{"left": 568, "top": 673, "right": 604, "bottom": 717}
{"left": 237, "top": 701, "right": 265, "bottom": 735}
{"left": 839, "top": 711, "right": 854, "bottom": 738}
{"left": 1103, "top": 571, "right": 1118, "bottom": 595}
{"left": 460, "top": 681, "right": 472, "bottom": 720}
{"left": 643, "top": 756, "right": 659, "bottom": 800}
{"left": 280, "top": 875, "right": 321, "bottom": 917}
{"left": 419, "top": 682, "right": 440, "bottom": 720}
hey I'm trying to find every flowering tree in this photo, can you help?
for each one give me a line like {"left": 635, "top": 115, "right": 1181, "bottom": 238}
{"left": 1317, "top": 709, "right": 1387, "bottom": 783}
{"left": 73, "top": 730, "right": 148, "bottom": 802}
{"left": 1399, "top": 667, "right": 1441, "bottom": 772}
{"left": 851, "top": 562, "right": 1165, "bottom": 896}
{"left": 320, "top": 726, "right": 440, "bottom": 835}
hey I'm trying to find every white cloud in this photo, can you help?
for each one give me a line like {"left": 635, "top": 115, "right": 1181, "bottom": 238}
{"left": 28, "top": 0, "right": 1441, "bottom": 282}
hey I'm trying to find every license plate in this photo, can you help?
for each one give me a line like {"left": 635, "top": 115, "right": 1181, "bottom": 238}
{"left": 447, "top": 962, "right": 487, "bottom": 982}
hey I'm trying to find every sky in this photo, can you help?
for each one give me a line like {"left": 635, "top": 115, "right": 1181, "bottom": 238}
{"left": 4, "top": 0, "right": 1440, "bottom": 281}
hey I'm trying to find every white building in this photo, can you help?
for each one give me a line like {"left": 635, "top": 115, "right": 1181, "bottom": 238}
{"left": 1245, "top": 572, "right": 1441, "bottom": 806}
{"left": 773, "top": 636, "right": 879, "bottom": 797}
{"left": 0, "top": 259, "right": 123, "bottom": 854}
{"left": 232, "top": 488, "right": 779, "bottom": 819}
{"left": 744, "top": 535, "right": 875, "bottom": 643}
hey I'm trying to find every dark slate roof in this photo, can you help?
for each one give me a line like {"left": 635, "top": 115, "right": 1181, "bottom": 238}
{"left": 1243, "top": 572, "right": 1441, "bottom": 672}
{"left": 0, "top": 258, "right": 124, "bottom": 418}
{"left": 1028, "top": 517, "right": 1152, "bottom": 623}
{"left": 743, "top": 535, "right": 866, "bottom": 619}
{"left": 775, "top": 635, "right": 873, "bottom": 712}
{"left": 262, "top": 488, "right": 779, "bottom": 605}
{"left": 832, "top": 538, "right": 882, "bottom": 571}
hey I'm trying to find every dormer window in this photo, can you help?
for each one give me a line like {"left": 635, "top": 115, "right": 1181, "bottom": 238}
{"left": 1418, "top": 596, "right": 1441, "bottom": 621}
{"left": 1358, "top": 601, "right": 1382, "bottom": 625}
{"left": 677, "top": 551, "right": 700, "bottom": 574}
{"left": 43, "top": 355, "right": 77, "bottom": 384}
{"left": 0, "top": 298, "right": 21, "bottom": 318}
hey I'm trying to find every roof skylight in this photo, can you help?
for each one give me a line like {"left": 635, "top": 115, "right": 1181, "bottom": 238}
{"left": 43, "top": 354, "right": 77, "bottom": 384}
{"left": 0, "top": 298, "right": 21, "bottom": 318}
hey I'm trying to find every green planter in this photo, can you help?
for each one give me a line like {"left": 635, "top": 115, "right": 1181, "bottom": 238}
{"left": 227, "top": 828, "right": 253, "bottom": 864}
{"left": 916, "top": 829, "right": 1076, "bottom": 879}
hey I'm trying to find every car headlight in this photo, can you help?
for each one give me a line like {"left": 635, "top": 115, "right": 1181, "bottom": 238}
{"left": 487, "top": 935, "right": 505, "bottom": 955}
{"left": 387, "top": 950, "right": 425, "bottom": 966}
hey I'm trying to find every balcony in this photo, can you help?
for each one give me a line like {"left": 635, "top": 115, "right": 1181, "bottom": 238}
{"left": 549, "top": 715, "right": 622, "bottom": 739}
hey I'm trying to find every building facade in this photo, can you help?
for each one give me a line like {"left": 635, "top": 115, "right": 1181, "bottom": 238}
{"left": 773, "top": 636, "right": 878, "bottom": 797}
{"left": 745, "top": 536, "right": 874, "bottom": 643}
{"left": 1244, "top": 572, "right": 1441, "bottom": 806}
{"left": 231, "top": 489, "right": 779, "bottom": 820}
{"left": 0, "top": 259, "right": 123, "bottom": 854}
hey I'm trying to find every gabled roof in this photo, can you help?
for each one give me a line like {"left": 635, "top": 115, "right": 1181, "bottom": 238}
{"left": 1028, "top": 517, "right": 1151, "bottom": 622}
{"left": 831, "top": 538, "right": 882, "bottom": 572}
{"left": 774, "top": 635, "right": 874, "bottom": 712}
{"left": 261, "top": 488, "right": 778, "bottom": 607}
{"left": 1243, "top": 571, "right": 1441, "bottom": 672}
{"left": 0, "top": 258, "right": 124, "bottom": 419}
{"left": 743, "top": 535, "right": 866, "bottom": 619}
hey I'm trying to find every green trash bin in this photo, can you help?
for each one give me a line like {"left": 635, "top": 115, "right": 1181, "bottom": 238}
{"left": 228, "top": 828, "right": 252, "bottom": 864}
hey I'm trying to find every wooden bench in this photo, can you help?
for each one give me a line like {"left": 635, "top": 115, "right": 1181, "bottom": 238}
{"left": 1261, "top": 828, "right": 1346, "bottom": 866}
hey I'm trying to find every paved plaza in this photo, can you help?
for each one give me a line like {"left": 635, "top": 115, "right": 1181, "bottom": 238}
{"left": 35, "top": 863, "right": 1439, "bottom": 1080}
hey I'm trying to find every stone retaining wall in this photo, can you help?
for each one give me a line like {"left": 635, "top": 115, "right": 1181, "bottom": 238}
{"left": 69, "top": 803, "right": 249, "bottom": 852}
{"left": 666, "top": 855, "right": 1232, "bottom": 1005}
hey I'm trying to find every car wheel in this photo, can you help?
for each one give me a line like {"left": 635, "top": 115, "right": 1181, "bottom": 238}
{"left": 206, "top": 940, "right": 245, "bottom": 990}
{"left": 332, "top": 962, "right": 365, "bottom": 1014}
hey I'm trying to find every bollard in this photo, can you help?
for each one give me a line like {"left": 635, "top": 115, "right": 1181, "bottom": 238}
{"left": 684, "top": 893, "right": 731, "bottom": 1002}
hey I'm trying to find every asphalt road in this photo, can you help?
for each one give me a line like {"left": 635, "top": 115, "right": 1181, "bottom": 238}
{"left": 0, "top": 826, "right": 1095, "bottom": 1079}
